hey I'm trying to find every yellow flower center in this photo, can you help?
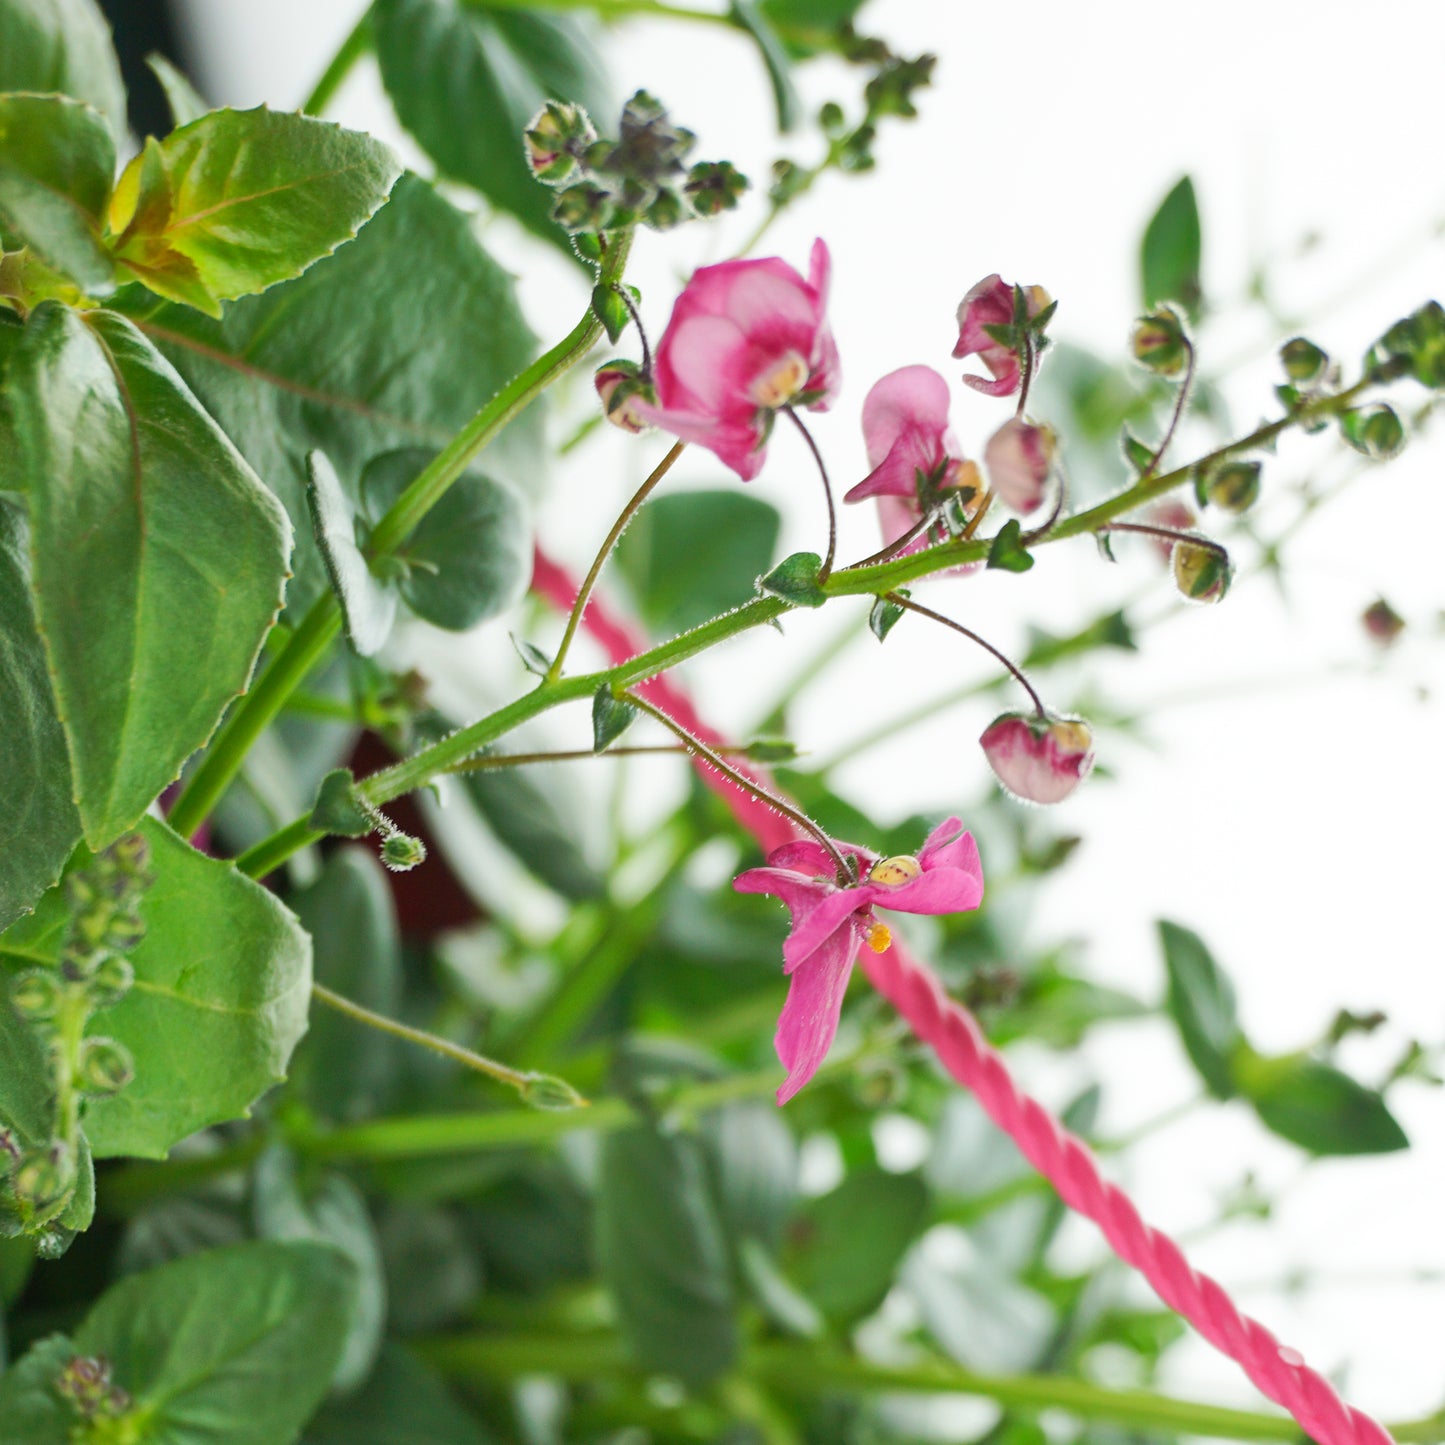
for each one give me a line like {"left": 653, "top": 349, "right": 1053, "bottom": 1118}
{"left": 867, "top": 855, "right": 922, "bottom": 886}
{"left": 865, "top": 921, "right": 893, "bottom": 953}
{"left": 750, "top": 351, "right": 809, "bottom": 408}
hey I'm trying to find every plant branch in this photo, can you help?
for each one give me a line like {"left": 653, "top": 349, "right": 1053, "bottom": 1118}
{"left": 783, "top": 405, "right": 838, "bottom": 581}
{"left": 302, "top": 11, "right": 372, "bottom": 116}
{"left": 547, "top": 439, "right": 686, "bottom": 681}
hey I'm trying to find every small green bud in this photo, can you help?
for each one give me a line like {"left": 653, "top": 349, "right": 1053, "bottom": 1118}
{"left": 818, "top": 100, "right": 846, "bottom": 135}
{"left": 552, "top": 183, "right": 612, "bottom": 233}
{"left": 86, "top": 955, "right": 135, "bottom": 1011}
{"left": 1131, "top": 306, "right": 1191, "bottom": 377}
{"left": 742, "top": 737, "right": 802, "bottom": 763}
{"left": 55, "top": 1353, "right": 130, "bottom": 1419}
{"left": 10, "top": 969, "right": 61, "bottom": 1023}
{"left": 1172, "top": 540, "right": 1232, "bottom": 603}
{"left": 524, "top": 100, "right": 596, "bottom": 183}
{"left": 521, "top": 1072, "right": 589, "bottom": 1111}
{"left": 1280, "top": 336, "right": 1329, "bottom": 385}
{"left": 685, "top": 160, "right": 749, "bottom": 218}
{"left": 644, "top": 186, "right": 685, "bottom": 230}
{"left": 11, "top": 1143, "right": 73, "bottom": 1213}
{"left": 1204, "top": 459, "right": 1262, "bottom": 514}
{"left": 77, "top": 1036, "right": 135, "bottom": 1096}
{"left": 1340, "top": 403, "right": 1405, "bottom": 459}
{"left": 852, "top": 1058, "right": 907, "bottom": 1109}
{"left": 381, "top": 833, "right": 427, "bottom": 872}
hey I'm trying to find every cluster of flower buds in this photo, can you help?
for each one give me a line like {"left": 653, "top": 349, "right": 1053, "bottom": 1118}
{"left": 3, "top": 837, "right": 152, "bottom": 1235}
{"left": 1273, "top": 334, "right": 1338, "bottom": 431}
{"left": 55, "top": 1354, "right": 131, "bottom": 1423}
{"left": 1367, "top": 300, "right": 1445, "bottom": 389}
{"left": 527, "top": 91, "right": 749, "bottom": 235}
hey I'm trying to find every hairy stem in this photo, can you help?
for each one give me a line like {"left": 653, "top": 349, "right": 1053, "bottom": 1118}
{"left": 547, "top": 439, "right": 686, "bottom": 681}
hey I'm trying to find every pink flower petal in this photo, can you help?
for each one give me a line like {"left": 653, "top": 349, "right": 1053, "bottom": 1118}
{"left": 780, "top": 884, "right": 869, "bottom": 974}
{"left": 774, "top": 922, "right": 861, "bottom": 1103}
{"left": 876, "top": 868, "right": 984, "bottom": 916}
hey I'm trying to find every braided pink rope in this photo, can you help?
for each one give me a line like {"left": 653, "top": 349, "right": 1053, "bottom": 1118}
{"left": 530, "top": 547, "right": 1394, "bottom": 1444}
{"left": 859, "top": 939, "right": 1393, "bottom": 1445}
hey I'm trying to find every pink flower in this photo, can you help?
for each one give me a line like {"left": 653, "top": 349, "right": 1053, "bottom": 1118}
{"left": 735, "top": 818, "right": 984, "bottom": 1102}
{"left": 983, "top": 417, "right": 1055, "bottom": 515}
{"left": 954, "top": 274, "right": 1052, "bottom": 397}
{"left": 632, "top": 240, "right": 839, "bottom": 480}
{"left": 980, "top": 713, "right": 1094, "bottom": 805}
{"left": 845, "top": 365, "right": 981, "bottom": 554}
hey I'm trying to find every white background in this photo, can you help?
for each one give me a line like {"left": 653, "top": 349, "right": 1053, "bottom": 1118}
{"left": 173, "top": 0, "right": 1444, "bottom": 1429}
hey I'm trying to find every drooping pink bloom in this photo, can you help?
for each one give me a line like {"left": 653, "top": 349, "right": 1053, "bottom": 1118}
{"left": 632, "top": 240, "right": 840, "bottom": 480}
{"left": 980, "top": 713, "right": 1094, "bottom": 805}
{"left": 983, "top": 417, "right": 1055, "bottom": 514}
{"left": 734, "top": 819, "right": 984, "bottom": 1102}
{"left": 845, "top": 365, "right": 981, "bottom": 554}
{"left": 953, "top": 274, "right": 1052, "bottom": 397}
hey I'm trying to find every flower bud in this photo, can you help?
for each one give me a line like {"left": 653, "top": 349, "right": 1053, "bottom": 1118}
{"left": 1203, "top": 459, "right": 1261, "bottom": 514}
{"left": 594, "top": 359, "right": 656, "bottom": 434}
{"left": 86, "top": 955, "right": 135, "bottom": 1011}
{"left": 524, "top": 100, "right": 596, "bottom": 183}
{"left": 381, "top": 832, "right": 427, "bottom": 872}
{"left": 1130, "top": 306, "right": 1190, "bottom": 377}
{"left": 1280, "top": 336, "right": 1329, "bottom": 386}
{"left": 11, "top": 1143, "right": 73, "bottom": 1213}
{"left": 10, "top": 969, "right": 61, "bottom": 1023}
{"left": 1172, "top": 540, "right": 1231, "bottom": 603}
{"left": 954, "top": 275, "right": 1053, "bottom": 397}
{"left": 983, "top": 418, "right": 1055, "bottom": 514}
{"left": 77, "top": 1036, "right": 135, "bottom": 1096}
{"left": 980, "top": 713, "right": 1094, "bottom": 805}
{"left": 55, "top": 1354, "right": 130, "bottom": 1419}
{"left": 1362, "top": 597, "right": 1405, "bottom": 647}
{"left": 521, "top": 1073, "right": 588, "bottom": 1111}
{"left": 684, "top": 160, "right": 749, "bottom": 218}
{"left": 1340, "top": 404, "right": 1405, "bottom": 460}
{"left": 551, "top": 183, "right": 612, "bottom": 233}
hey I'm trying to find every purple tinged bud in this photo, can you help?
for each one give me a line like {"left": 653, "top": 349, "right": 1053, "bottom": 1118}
{"left": 1131, "top": 306, "right": 1190, "bottom": 377}
{"left": 524, "top": 101, "right": 596, "bottom": 183}
{"left": 983, "top": 418, "right": 1055, "bottom": 514}
{"left": 594, "top": 360, "right": 656, "bottom": 434}
{"left": 1362, "top": 598, "right": 1405, "bottom": 647}
{"left": 1204, "top": 459, "right": 1261, "bottom": 514}
{"left": 980, "top": 713, "right": 1095, "bottom": 805}
{"left": 1172, "top": 541, "right": 1232, "bottom": 603}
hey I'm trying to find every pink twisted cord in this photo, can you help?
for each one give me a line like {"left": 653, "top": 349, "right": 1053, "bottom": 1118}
{"left": 530, "top": 545, "right": 1395, "bottom": 1445}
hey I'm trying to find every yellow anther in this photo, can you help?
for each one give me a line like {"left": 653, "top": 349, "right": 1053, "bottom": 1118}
{"left": 867, "top": 855, "right": 922, "bottom": 886}
{"left": 865, "top": 921, "right": 893, "bottom": 953}
{"left": 750, "top": 351, "right": 809, "bottom": 408}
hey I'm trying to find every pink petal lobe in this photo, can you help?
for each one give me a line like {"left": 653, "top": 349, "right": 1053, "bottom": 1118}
{"left": 876, "top": 868, "right": 984, "bottom": 917}
{"left": 774, "top": 923, "right": 860, "bottom": 1104}
{"left": 781, "top": 885, "right": 867, "bottom": 973}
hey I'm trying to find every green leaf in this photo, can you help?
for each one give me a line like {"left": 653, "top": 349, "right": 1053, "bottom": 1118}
{"left": 790, "top": 1167, "right": 928, "bottom": 1324}
{"left": 308, "top": 449, "right": 397, "bottom": 657}
{"left": 0, "top": 499, "right": 81, "bottom": 930}
{"left": 1245, "top": 1056, "right": 1408, "bottom": 1157}
{"left": 1158, "top": 920, "right": 1243, "bottom": 1100}
{"left": 596, "top": 1125, "right": 739, "bottom": 1388}
{"left": 703, "top": 1100, "right": 797, "bottom": 1251}
{"left": 730, "top": 0, "right": 800, "bottom": 130}
{"left": 372, "top": 0, "right": 611, "bottom": 253}
{"left": 361, "top": 449, "right": 531, "bottom": 631}
{"left": 759, "top": 549, "right": 827, "bottom": 607}
{"left": 617, "top": 489, "right": 781, "bottom": 634}
{"left": 0, "top": 816, "right": 312, "bottom": 1159}
{"left": 146, "top": 52, "right": 208, "bottom": 129}
{"left": 74, "top": 1241, "right": 357, "bottom": 1445}
{"left": 308, "top": 768, "right": 375, "bottom": 840}
{"left": 290, "top": 848, "right": 401, "bottom": 1123}
{"left": 6, "top": 304, "right": 290, "bottom": 846}
{"left": 0, "top": 1333, "right": 77, "bottom": 1444}
{"left": 590, "top": 282, "right": 630, "bottom": 343}
{"left": 986, "top": 518, "right": 1035, "bottom": 573}
{"left": 108, "top": 107, "right": 401, "bottom": 315}
{"left": 869, "top": 593, "right": 906, "bottom": 641}
{"left": 0, "top": 93, "right": 115, "bottom": 291}
{"left": 124, "top": 174, "right": 539, "bottom": 611}
{"left": 1140, "top": 175, "right": 1202, "bottom": 318}
{"left": 253, "top": 1147, "right": 386, "bottom": 1391}
{"left": 0, "top": 0, "right": 127, "bottom": 143}
{"left": 757, "top": 0, "right": 866, "bottom": 58}
{"left": 303, "top": 1344, "right": 496, "bottom": 1445}
{"left": 592, "top": 686, "right": 638, "bottom": 751}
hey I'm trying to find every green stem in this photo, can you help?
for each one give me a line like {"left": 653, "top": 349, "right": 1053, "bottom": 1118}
{"left": 547, "top": 439, "right": 686, "bottom": 682}
{"left": 415, "top": 1333, "right": 1315, "bottom": 1442}
{"left": 311, "top": 982, "right": 583, "bottom": 1104}
{"left": 302, "top": 10, "right": 372, "bottom": 116}
{"left": 1145, "top": 337, "right": 1196, "bottom": 477}
{"left": 170, "top": 232, "right": 636, "bottom": 840}
{"left": 462, "top": 0, "right": 739, "bottom": 25}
